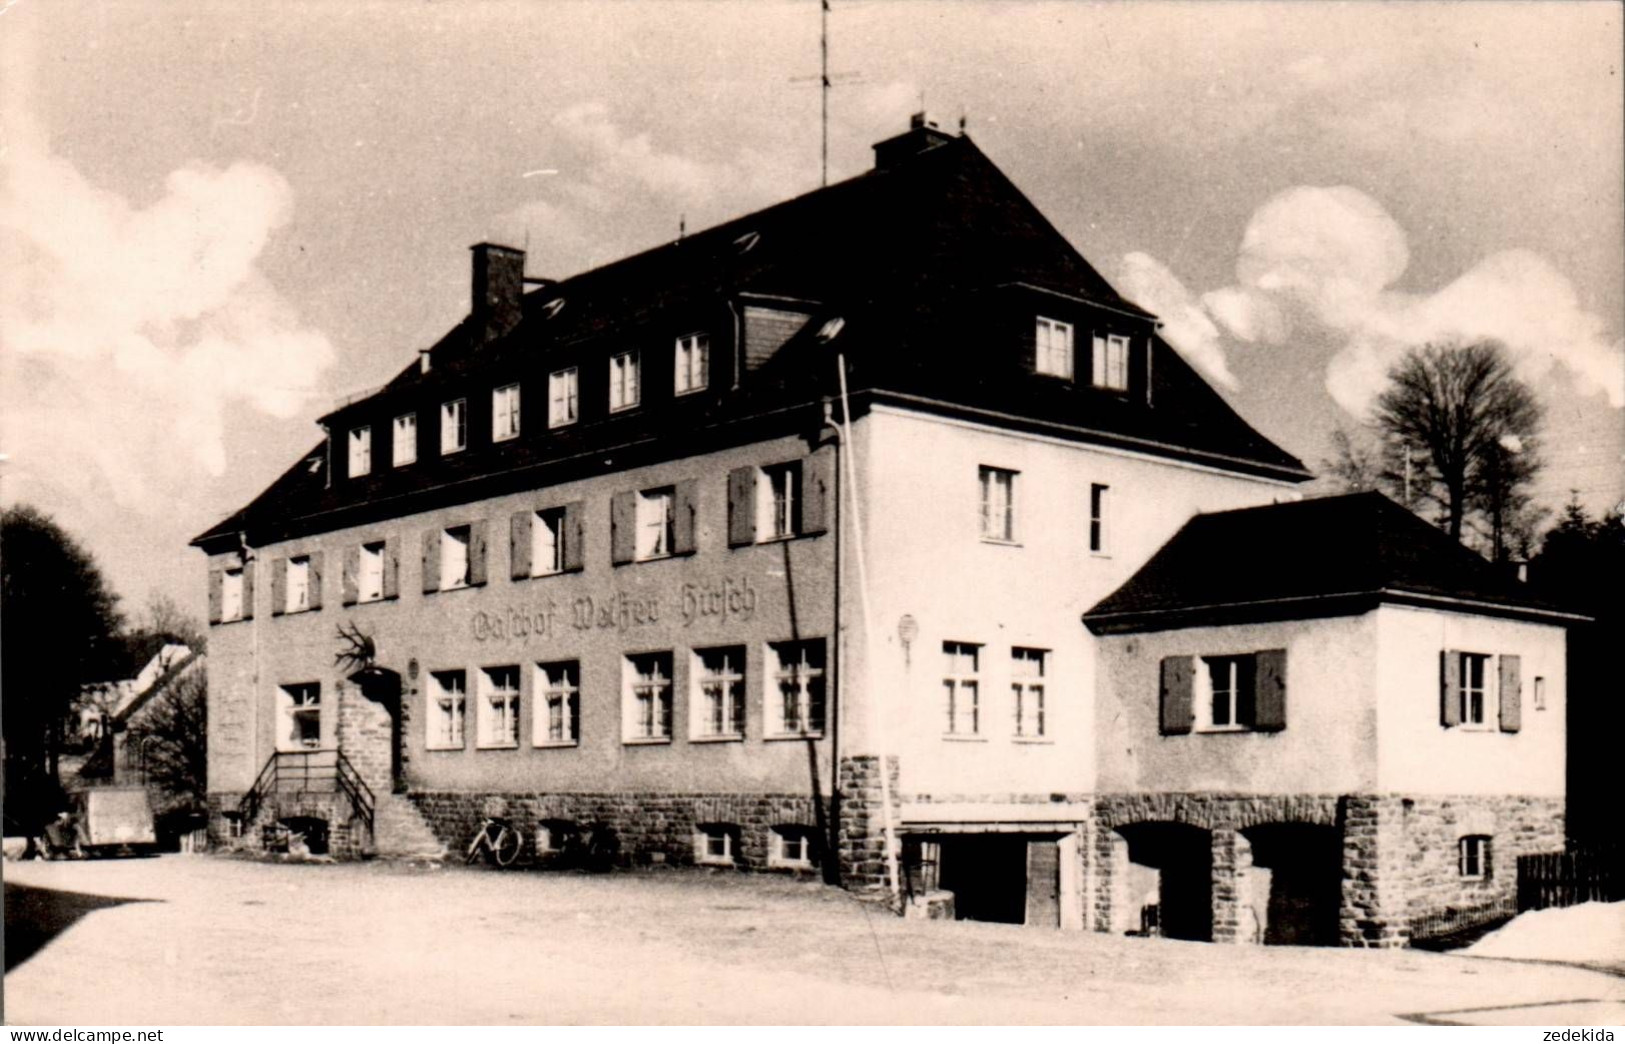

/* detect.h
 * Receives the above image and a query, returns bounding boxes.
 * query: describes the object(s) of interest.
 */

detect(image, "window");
[624,652,673,742]
[440,525,472,590]
[358,541,385,603]
[1534,676,1546,711]
[1035,317,1074,378]
[943,642,981,736]
[548,368,579,428]
[492,383,521,442]
[478,666,520,749]
[757,462,800,541]
[767,640,826,736]
[695,824,737,866]
[535,661,579,746]
[674,333,709,394]
[221,567,245,622]
[427,670,466,750]
[979,466,1017,542]
[1457,652,1491,728]
[636,487,675,561]
[440,399,467,455]
[277,683,321,752]
[531,508,567,577]
[608,351,640,412]
[1090,483,1110,554]
[348,426,371,478]
[692,646,746,740]
[393,414,416,466]
[770,826,817,869]
[1092,332,1130,391]
[1012,648,1048,738]
[1459,835,1491,879]
[285,556,311,613]
[1199,655,1257,731]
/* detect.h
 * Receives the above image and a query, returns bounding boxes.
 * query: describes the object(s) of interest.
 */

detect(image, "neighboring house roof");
[77,649,203,781]
[193,127,1308,551]
[1082,491,1589,634]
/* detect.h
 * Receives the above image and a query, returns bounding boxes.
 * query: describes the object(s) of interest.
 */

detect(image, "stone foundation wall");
[1397,795,1564,940]
[838,755,900,891]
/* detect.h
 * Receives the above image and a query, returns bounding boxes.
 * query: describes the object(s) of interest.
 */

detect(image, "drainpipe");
[820,402,843,886]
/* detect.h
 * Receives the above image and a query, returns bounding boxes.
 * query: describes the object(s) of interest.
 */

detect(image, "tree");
[1321,424,1385,493]
[1370,341,1543,555]
[139,590,207,653]
[128,670,208,817]
[1,505,123,834]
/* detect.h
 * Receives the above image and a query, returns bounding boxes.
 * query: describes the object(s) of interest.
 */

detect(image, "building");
[193,116,1571,944]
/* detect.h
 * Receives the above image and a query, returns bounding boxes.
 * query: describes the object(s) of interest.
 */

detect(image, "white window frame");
[427,670,466,750]
[285,555,312,614]
[221,567,245,622]
[623,652,673,743]
[1090,483,1110,555]
[1459,835,1491,879]
[979,466,1017,543]
[608,351,640,412]
[1035,316,1074,379]
[347,426,371,478]
[392,413,417,467]
[635,487,675,561]
[358,541,385,603]
[1092,332,1130,391]
[1458,652,1493,730]
[492,383,521,442]
[1196,654,1255,732]
[766,639,825,737]
[440,525,471,591]
[757,462,800,542]
[477,665,521,749]
[277,683,322,752]
[691,646,746,741]
[943,641,982,737]
[674,332,709,395]
[531,507,567,577]
[534,660,579,747]
[548,367,579,428]
[695,824,736,866]
[1012,647,1048,739]
[769,826,815,869]
[440,399,467,455]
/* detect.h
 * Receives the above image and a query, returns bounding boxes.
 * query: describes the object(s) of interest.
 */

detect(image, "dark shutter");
[307,551,324,611]
[510,511,532,580]
[207,568,223,624]
[270,556,287,616]
[1159,656,1194,735]
[421,529,440,594]
[1253,649,1287,731]
[241,560,255,620]
[1498,654,1522,733]
[382,538,400,600]
[562,500,585,572]
[727,466,756,547]
[799,452,832,536]
[342,546,360,606]
[610,491,637,565]
[1440,650,1461,727]
[673,479,698,555]
[469,519,489,586]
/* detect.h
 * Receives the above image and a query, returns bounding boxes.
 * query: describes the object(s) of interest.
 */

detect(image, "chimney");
[470,242,525,346]
[872,112,955,171]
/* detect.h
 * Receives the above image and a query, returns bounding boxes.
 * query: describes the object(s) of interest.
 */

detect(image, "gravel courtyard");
[5,854,1621,1025]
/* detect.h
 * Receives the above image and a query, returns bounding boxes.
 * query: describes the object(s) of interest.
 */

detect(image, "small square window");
[549,368,579,428]
[535,660,580,747]
[770,826,818,869]
[1459,835,1491,879]
[441,399,467,455]
[636,488,675,561]
[492,383,521,442]
[393,413,417,467]
[478,665,521,749]
[1092,333,1130,391]
[692,646,746,740]
[609,351,640,412]
[624,652,673,742]
[427,670,466,750]
[348,426,371,478]
[358,541,386,603]
[1035,317,1074,379]
[979,466,1017,543]
[675,333,709,395]
[440,526,471,590]
[695,824,737,866]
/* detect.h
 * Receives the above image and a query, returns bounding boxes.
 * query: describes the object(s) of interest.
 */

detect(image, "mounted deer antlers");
[334,620,378,675]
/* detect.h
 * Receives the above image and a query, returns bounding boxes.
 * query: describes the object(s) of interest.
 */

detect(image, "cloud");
[0,121,335,511]
[1117,252,1238,390]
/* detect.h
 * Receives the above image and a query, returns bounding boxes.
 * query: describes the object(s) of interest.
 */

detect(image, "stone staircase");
[367,793,448,861]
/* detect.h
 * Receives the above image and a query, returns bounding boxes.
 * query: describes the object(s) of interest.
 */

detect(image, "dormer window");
[1035,317,1074,379]
[347,426,371,478]
[674,333,709,395]
[441,399,467,455]
[393,414,416,467]
[1092,333,1130,391]
[492,383,520,442]
[609,351,640,412]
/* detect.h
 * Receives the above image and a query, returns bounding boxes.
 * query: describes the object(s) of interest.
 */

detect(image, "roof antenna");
[790,0,863,188]
[678,215,686,241]
[958,107,967,135]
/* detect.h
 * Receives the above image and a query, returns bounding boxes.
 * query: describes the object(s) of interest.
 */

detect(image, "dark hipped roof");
[1083,492,1586,633]
[195,131,1308,550]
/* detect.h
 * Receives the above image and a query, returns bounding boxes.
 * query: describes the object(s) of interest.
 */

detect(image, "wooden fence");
[1516,847,1625,912]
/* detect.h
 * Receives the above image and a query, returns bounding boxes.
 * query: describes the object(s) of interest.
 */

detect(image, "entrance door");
[936,834,1029,924]
[1025,839,1061,927]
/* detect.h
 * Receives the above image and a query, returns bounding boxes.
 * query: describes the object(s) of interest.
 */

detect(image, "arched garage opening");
[1115,822,1213,942]
[1243,822,1343,946]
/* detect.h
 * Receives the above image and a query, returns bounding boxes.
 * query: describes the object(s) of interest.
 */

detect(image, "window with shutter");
[1253,648,1288,732]
[382,539,400,600]
[799,451,832,536]
[358,542,385,603]
[727,466,757,546]
[342,546,361,606]
[609,491,637,565]
[1498,654,1521,733]
[1159,656,1194,736]
[209,568,225,624]
[672,479,698,555]
[562,501,585,572]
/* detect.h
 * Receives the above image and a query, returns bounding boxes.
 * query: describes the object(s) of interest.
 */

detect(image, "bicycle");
[465,815,524,868]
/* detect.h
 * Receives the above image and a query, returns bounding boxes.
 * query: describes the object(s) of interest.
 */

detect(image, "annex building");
[194,116,1577,947]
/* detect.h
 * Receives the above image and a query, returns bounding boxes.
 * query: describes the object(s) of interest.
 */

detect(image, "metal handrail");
[237,748,376,836]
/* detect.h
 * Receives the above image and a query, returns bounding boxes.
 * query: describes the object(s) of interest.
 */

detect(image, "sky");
[2,0,1621,627]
